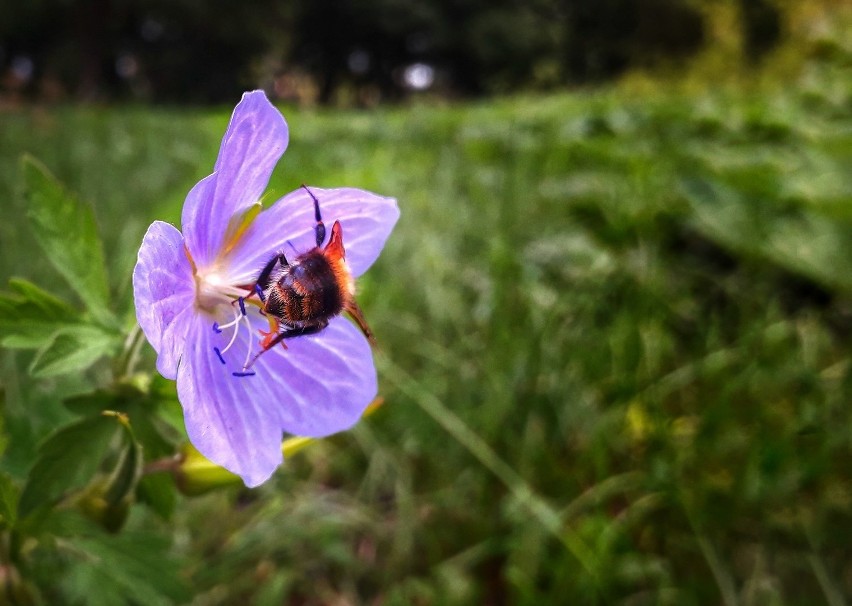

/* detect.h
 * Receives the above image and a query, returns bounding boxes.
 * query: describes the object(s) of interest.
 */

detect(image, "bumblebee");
[248,186,374,361]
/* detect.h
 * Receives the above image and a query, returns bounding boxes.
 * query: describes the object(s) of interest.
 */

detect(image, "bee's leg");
[301,184,326,247]
[258,317,282,351]
[265,320,328,351]
[247,321,329,369]
[248,253,288,302]
[256,253,288,289]
[344,300,376,346]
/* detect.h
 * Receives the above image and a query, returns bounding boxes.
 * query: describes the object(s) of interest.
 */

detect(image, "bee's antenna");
[301,184,326,247]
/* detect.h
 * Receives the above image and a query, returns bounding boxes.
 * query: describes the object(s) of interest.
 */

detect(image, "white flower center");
[194,265,249,313]
[192,263,267,375]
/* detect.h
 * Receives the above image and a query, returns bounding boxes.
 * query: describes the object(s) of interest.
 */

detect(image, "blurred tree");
[562,0,706,81]
[738,0,782,62]
[289,0,440,102]
[0,0,787,103]
[0,0,289,102]
[441,0,565,93]
[117,0,291,102]
[286,0,705,98]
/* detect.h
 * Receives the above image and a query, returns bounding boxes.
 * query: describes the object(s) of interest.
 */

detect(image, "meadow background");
[1,1,851,604]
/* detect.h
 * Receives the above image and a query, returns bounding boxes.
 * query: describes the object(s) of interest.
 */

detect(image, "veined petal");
[252,315,378,438]
[176,309,376,486]
[177,173,218,267]
[225,187,399,283]
[132,221,195,380]
[182,91,289,266]
[177,313,284,487]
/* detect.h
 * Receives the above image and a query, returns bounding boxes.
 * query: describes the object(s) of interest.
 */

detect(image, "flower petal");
[177,310,375,486]
[177,313,284,487]
[224,187,399,283]
[132,221,195,380]
[182,90,289,266]
[251,315,378,438]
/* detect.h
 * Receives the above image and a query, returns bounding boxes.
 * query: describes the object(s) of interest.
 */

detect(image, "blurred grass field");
[1,38,852,605]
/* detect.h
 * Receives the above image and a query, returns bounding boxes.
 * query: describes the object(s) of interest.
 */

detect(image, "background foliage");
[0,1,851,604]
[1,0,782,103]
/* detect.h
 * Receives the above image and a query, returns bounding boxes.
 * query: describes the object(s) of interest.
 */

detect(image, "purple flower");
[132,91,399,487]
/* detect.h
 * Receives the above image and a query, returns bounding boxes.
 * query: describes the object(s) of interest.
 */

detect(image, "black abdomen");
[265,250,344,326]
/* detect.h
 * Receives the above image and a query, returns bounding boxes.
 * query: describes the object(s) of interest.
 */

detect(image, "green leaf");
[8,278,77,315]
[0,472,20,528]
[136,473,176,520]
[102,425,142,507]
[20,155,115,328]
[62,389,180,519]
[683,176,852,294]
[29,325,117,378]
[62,532,189,606]
[18,414,123,519]
[64,384,181,456]
[63,389,124,417]
[0,278,80,349]
[79,440,140,532]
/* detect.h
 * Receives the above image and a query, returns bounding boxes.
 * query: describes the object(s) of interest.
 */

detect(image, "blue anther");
[254,283,266,302]
[238,297,246,316]
[213,347,226,365]
[232,371,256,377]
[212,322,222,334]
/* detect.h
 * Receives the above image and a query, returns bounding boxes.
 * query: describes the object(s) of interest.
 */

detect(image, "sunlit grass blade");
[380,358,604,593]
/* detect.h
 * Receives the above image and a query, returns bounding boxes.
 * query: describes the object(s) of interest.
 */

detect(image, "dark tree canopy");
[0,0,780,103]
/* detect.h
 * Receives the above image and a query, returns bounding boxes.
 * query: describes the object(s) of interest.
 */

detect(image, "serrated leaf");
[64,386,180,456]
[21,155,115,328]
[0,472,20,527]
[0,278,80,350]
[18,414,122,519]
[29,325,117,378]
[62,392,179,519]
[8,278,77,316]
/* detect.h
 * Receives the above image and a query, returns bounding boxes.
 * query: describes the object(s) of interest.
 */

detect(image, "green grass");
[1,56,851,603]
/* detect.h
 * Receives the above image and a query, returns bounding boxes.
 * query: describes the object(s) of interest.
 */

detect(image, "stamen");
[213,347,226,365]
[213,295,265,376]
[216,312,241,332]
[254,283,266,302]
[219,307,243,355]
[217,319,239,331]
[242,320,255,370]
